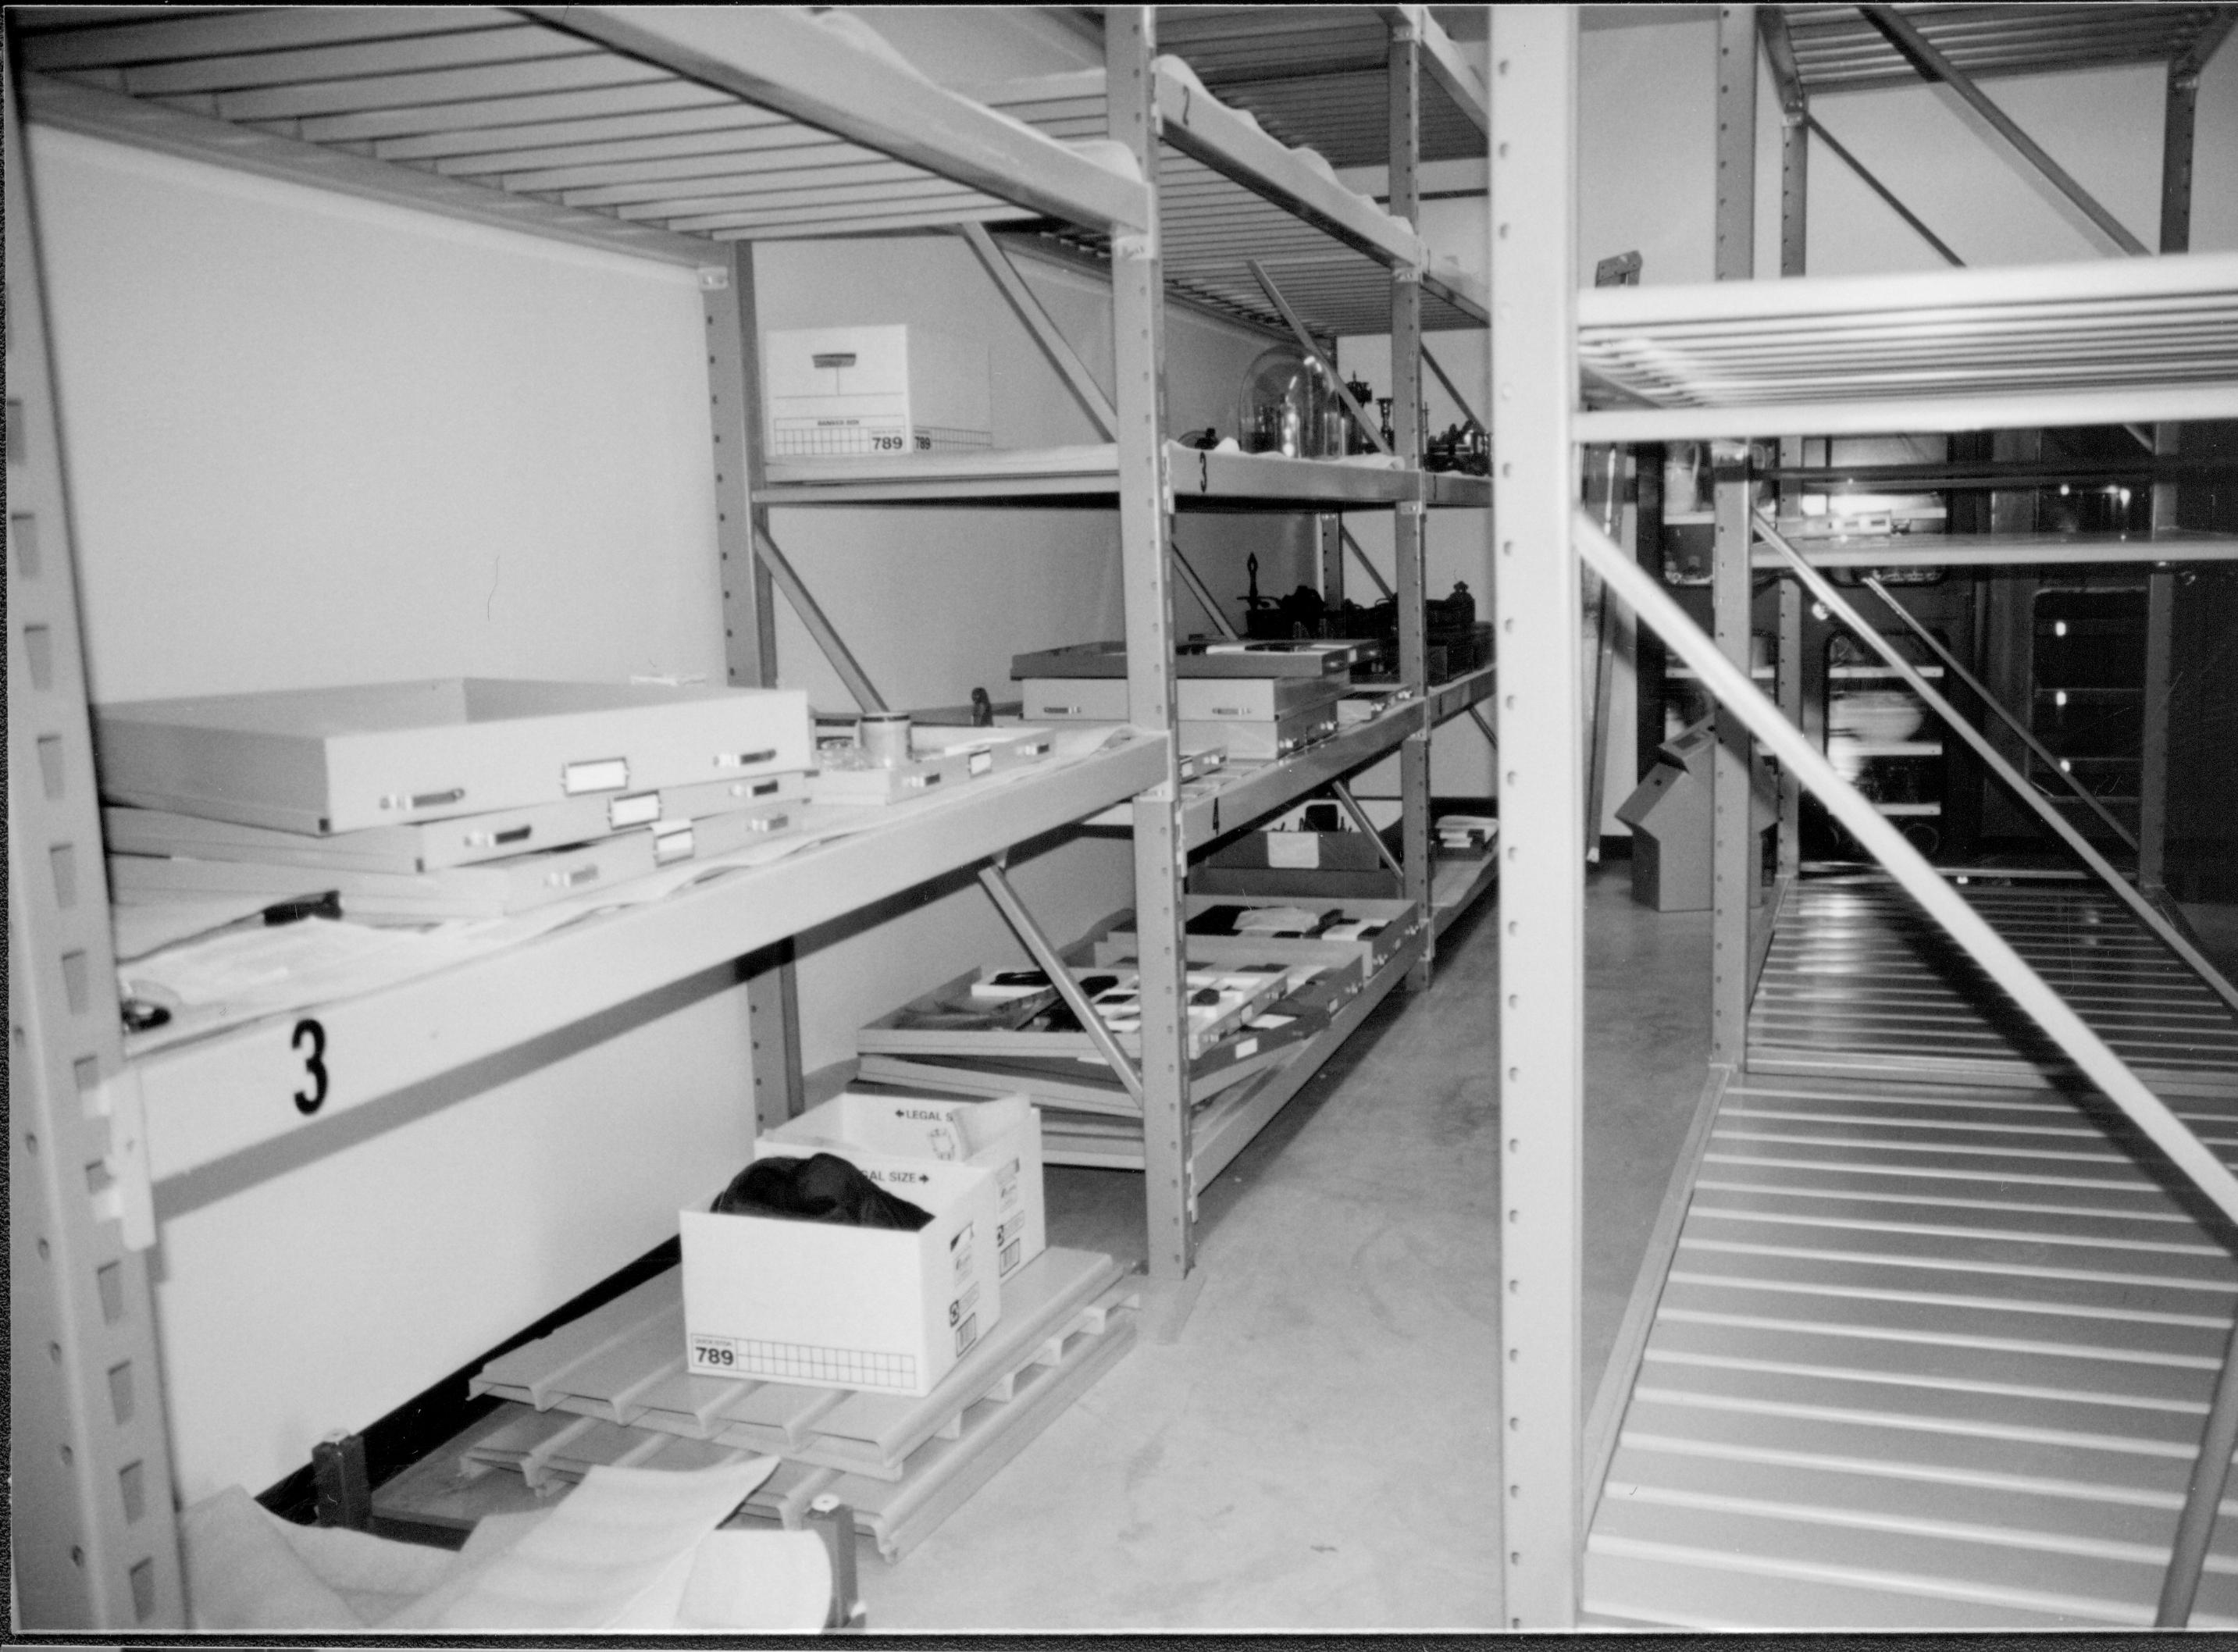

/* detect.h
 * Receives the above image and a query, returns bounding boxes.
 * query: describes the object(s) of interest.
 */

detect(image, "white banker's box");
[681,1147,1001,1397]
[768,1091,1046,1282]
[763,326,991,458]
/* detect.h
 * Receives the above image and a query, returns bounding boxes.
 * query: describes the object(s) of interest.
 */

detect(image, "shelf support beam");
[1107,5,1196,1283]
[975,864,1142,1104]
[1756,514,2238,1016]
[752,525,888,714]
[710,244,804,1129]
[1802,113,1965,268]
[956,223,1117,441]
[1491,5,1583,1628]
[1857,4,2148,257]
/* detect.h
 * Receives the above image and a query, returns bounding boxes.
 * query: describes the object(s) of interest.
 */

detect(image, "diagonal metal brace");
[1580,505,2238,1228]
[1466,703,1499,753]
[754,525,886,713]
[1420,343,1484,432]
[1755,511,2238,1015]
[957,223,1117,440]
[1246,258,1392,456]
[1858,5,2148,257]
[977,863,1143,1103]
[1804,113,1965,268]
[1861,572,2136,851]
[1340,524,1397,599]
[1171,538,1240,639]
[1328,780,1408,880]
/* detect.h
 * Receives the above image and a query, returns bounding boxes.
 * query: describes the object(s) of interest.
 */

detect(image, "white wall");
[28,126,759,1504]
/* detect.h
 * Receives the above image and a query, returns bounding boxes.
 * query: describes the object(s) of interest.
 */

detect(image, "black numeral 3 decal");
[292,1018,329,1115]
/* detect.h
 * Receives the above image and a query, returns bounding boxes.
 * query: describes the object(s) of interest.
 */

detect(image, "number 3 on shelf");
[292,1018,329,1116]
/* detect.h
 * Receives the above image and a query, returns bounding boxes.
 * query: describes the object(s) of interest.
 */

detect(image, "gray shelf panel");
[1431,850,1499,938]
[131,734,1170,1188]
[1181,700,1424,851]
[1427,663,1497,725]
[759,443,1465,511]
[13,6,1152,261]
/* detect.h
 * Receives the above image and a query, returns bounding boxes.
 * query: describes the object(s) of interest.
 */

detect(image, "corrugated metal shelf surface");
[1782,3,2233,94]
[1749,530,2238,571]
[758,441,1477,511]
[976,58,1484,338]
[1584,1071,2238,1630]
[1748,878,2238,1100]
[1575,253,2238,442]
[128,732,1169,1188]
[12,5,1153,262]
[1153,5,1488,169]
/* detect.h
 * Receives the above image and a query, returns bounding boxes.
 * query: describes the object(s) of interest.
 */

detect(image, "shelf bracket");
[1327,781,1407,881]
[975,863,1144,1104]
[1858,5,2148,257]
[751,525,888,714]
[1246,258,1392,456]
[956,223,1117,441]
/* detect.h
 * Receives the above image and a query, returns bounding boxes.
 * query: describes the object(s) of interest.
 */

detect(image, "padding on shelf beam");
[1570,506,2238,1231]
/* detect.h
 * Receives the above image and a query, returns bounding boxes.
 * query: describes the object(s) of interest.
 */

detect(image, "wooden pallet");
[461,1248,1136,1558]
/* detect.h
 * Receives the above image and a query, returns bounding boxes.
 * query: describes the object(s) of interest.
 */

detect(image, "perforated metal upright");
[1490,5,1584,1628]
[1388,12,1434,990]
[1106,7,1196,1283]
[6,44,187,1631]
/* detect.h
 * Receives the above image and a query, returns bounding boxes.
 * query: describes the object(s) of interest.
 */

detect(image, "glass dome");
[1238,347,1344,459]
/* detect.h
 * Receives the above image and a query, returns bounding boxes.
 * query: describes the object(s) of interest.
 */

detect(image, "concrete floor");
[858,863,1712,1632]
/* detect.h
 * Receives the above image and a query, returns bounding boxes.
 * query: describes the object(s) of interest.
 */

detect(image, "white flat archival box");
[94,678,811,834]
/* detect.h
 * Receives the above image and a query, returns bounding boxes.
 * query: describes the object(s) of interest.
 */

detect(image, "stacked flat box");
[1021,673,1342,760]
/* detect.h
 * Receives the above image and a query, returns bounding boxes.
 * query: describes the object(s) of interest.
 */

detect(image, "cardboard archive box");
[762,325,990,458]
[768,1091,1046,1283]
[680,1147,1001,1397]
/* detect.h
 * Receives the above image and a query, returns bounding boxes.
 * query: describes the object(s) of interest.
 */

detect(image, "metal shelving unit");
[5,6,1491,1630]
[1492,3,2238,1630]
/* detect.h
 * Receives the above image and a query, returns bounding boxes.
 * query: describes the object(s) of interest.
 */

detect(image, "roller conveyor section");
[1587,876,2238,1629]
[1752,880,2238,1100]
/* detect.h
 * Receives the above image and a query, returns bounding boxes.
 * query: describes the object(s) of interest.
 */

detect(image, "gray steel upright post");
[1769,6,1805,885]
[1709,4,1758,1067]
[1491,5,1584,1628]
[1107,7,1195,1281]
[709,244,804,1127]
[7,48,187,1628]
[1391,10,1434,988]
[2140,51,2200,892]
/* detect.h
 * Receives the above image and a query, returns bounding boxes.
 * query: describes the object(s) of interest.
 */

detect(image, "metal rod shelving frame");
[1499,2,2238,1627]
[4,5,1492,1629]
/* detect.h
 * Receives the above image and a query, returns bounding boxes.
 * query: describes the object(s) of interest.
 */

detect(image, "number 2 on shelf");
[292,1018,329,1116]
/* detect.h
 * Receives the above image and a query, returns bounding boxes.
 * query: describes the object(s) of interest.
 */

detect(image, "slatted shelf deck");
[1749,879,2238,1098]
[1586,874,2238,1629]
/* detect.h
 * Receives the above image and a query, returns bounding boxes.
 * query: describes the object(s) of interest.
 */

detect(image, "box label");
[689,1334,739,1374]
